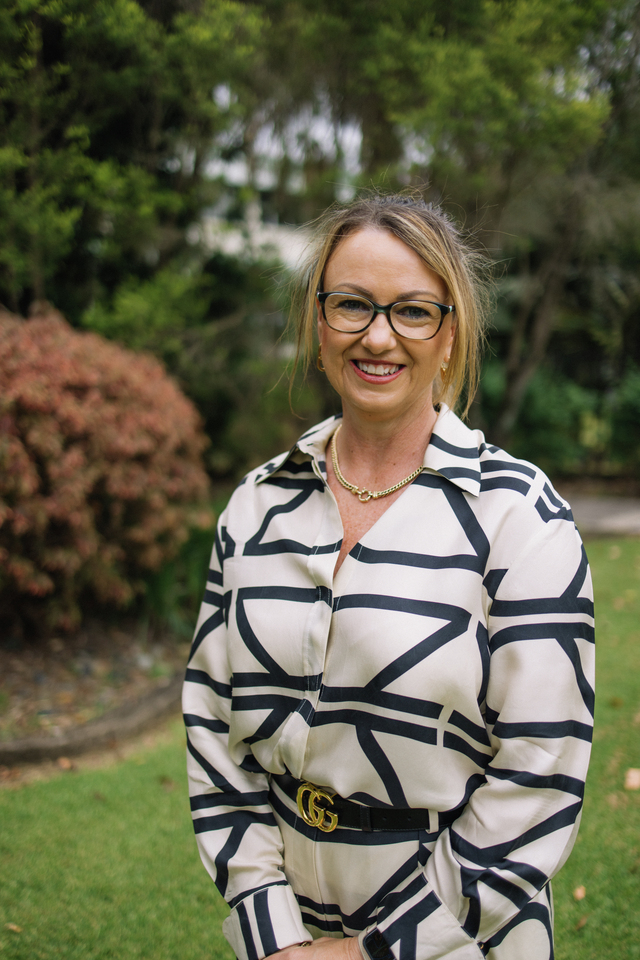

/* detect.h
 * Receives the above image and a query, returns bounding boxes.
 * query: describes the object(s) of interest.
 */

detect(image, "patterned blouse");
[183,406,595,960]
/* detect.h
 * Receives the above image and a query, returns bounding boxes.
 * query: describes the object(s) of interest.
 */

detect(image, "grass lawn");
[1,537,639,959]
[0,723,234,960]
[552,537,640,960]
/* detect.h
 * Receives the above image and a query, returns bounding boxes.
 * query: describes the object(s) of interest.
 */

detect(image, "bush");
[0,305,212,636]
[482,363,601,476]
[79,251,319,481]
[609,366,640,471]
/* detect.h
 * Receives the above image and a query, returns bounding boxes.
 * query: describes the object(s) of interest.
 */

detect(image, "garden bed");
[0,621,188,764]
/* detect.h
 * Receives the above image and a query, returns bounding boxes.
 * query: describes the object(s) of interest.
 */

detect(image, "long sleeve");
[368,511,594,958]
[184,411,595,960]
[183,511,312,960]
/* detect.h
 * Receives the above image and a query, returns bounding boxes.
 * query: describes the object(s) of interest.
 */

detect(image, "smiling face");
[317,227,455,427]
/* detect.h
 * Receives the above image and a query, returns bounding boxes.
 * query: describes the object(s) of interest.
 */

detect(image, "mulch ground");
[0,620,190,749]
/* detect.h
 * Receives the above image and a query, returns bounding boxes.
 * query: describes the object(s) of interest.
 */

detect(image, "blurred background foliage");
[1,0,640,631]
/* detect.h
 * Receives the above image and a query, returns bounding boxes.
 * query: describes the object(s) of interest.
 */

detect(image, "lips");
[351,359,405,383]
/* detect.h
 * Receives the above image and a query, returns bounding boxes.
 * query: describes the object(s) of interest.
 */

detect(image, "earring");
[440,362,448,376]
[317,346,325,372]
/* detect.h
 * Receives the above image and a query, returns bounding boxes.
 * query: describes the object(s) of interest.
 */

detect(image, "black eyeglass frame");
[316,291,455,341]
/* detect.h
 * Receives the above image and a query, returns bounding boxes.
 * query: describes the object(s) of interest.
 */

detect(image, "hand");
[267,935,363,960]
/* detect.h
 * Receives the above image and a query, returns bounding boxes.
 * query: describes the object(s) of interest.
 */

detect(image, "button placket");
[304,459,342,694]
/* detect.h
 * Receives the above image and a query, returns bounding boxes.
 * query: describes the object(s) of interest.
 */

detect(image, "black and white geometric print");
[183,406,595,960]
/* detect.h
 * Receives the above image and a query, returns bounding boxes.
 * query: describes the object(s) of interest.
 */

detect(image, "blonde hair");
[288,193,490,416]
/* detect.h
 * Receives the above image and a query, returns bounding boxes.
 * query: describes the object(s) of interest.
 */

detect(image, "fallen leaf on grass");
[576,915,589,931]
[56,756,75,771]
[573,885,586,901]
[159,775,175,792]
[5,924,22,933]
[92,791,106,802]
[624,768,640,790]
[0,766,21,782]
[606,791,628,809]
[606,748,623,776]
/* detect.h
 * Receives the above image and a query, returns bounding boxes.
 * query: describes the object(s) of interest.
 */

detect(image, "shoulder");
[477,438,571,525]
[431,408,581,581]
[221,415,336,519]
[435,406,571,522]
[242,415,338,487]
[478,439,579,576]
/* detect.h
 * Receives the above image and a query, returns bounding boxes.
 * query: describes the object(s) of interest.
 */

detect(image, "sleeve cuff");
[374,877,484,960]
[222,883,312,960]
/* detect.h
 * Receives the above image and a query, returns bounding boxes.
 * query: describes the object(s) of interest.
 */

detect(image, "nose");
[360,309,396,352]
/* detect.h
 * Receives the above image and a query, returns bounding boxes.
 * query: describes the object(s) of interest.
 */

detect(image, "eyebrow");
[329,282,447,302]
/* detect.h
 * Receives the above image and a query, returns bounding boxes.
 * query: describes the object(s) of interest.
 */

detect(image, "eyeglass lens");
[323,294,443,340]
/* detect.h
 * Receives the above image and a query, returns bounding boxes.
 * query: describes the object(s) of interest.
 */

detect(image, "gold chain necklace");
[330,424,423,503]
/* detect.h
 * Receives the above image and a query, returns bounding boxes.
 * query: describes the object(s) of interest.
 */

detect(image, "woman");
[183,195,594,960]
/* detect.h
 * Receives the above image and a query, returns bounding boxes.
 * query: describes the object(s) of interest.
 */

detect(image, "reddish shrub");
[0,305,212,635]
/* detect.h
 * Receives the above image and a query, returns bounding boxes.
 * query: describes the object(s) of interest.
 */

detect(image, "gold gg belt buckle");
[296,781,338,832]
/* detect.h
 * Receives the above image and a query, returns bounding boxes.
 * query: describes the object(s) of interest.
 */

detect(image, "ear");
[316,295,323,343]
[443,316,456,365]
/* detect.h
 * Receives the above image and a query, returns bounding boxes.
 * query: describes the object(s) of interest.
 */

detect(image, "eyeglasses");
[317,291,455,341]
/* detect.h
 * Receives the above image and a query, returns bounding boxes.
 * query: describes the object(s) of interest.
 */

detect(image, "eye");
[394,301,441,323]
[336,297,370,313]
[325,294,371,315]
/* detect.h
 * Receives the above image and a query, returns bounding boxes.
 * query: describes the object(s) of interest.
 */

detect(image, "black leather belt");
[272,774,463,834]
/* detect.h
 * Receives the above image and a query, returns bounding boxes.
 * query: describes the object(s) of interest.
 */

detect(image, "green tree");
[0,0,262,319]
[4,0,638,478]
[244,0,639,460]
[484,0,640,448]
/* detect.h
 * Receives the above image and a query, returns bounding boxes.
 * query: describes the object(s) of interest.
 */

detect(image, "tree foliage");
[0,306,212,635]
[0,0,262,318]
[1,0,639,479]
[237,0,640,460]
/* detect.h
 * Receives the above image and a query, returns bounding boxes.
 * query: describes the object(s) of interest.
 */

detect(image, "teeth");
[357,362,400,376]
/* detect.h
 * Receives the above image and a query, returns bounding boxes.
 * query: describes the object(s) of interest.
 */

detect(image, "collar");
[255,405,482,498]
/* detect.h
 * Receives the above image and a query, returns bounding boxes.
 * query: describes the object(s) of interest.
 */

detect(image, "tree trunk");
[27,14,45,302]
[359,97,402,178]
[492,197,581,449]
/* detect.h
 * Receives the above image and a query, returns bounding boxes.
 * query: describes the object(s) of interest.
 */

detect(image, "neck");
[334,402,439,484]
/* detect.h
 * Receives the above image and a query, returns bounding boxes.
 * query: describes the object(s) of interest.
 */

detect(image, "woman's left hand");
[266,935,363,959]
